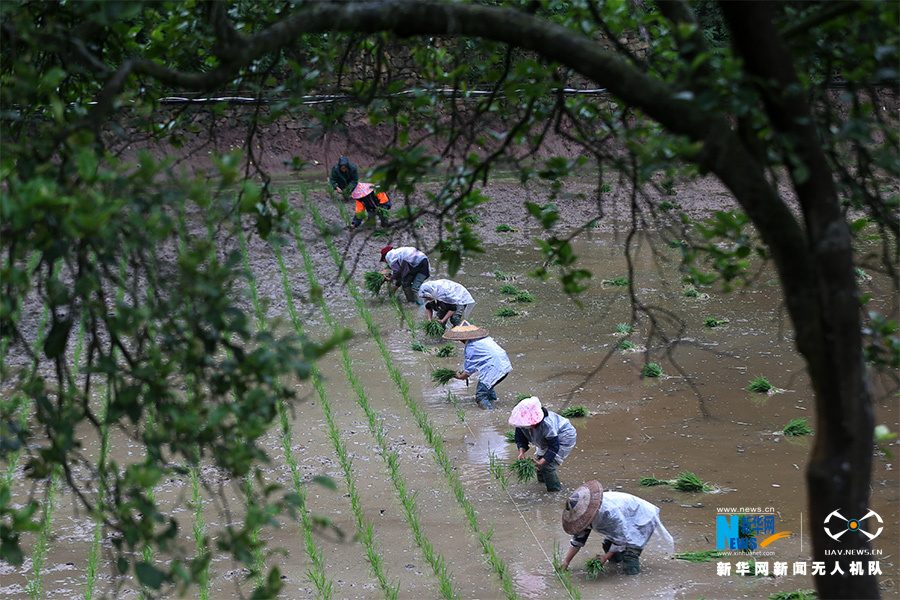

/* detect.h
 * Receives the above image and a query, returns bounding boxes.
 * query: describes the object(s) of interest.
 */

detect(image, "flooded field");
[3,185,897,600]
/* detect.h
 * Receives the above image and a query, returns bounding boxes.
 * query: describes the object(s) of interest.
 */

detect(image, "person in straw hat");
[419,279,476,328]
[560,481,673,575]
[443,321,511,410]
[508,396,577,492]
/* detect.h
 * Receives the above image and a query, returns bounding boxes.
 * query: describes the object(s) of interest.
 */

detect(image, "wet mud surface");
[3,179,897,600]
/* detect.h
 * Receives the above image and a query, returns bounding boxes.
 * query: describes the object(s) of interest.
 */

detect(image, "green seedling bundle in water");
[615,323,633,335]
[500,284,518,295]
[507,458,538,483]
[782,418,813,437]
[769,590,818,600]
[639,477,671,487]
[431,368,457,385]
[503,430,517,443]
[513,291,535,303]
[493,269,513,280]
[559,406,589,418]
[602,277,629,286]
[674,550,724,562]
[495,307,520,318]
[618,339,637,350]
[704,317,725,328]
[641,363,663,378]
[496,224,516,232]
[435,344,455,358]
[747,375,777,393]
[364,271,387,295]
[584,557,605,579]
[420,320,445,337]
[672,471,712,492]
[411,342,427,352]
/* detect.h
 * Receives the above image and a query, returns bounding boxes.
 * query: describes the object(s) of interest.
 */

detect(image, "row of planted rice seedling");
[305,199,524,600]
[288,207,456,599]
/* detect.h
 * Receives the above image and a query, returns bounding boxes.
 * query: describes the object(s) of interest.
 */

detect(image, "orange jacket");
[356,191,391,214]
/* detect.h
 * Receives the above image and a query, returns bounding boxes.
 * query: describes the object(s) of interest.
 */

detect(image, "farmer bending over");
[443,321,511,410]
[380,246,430,304]
[329,156,359,200]
[349,183,391,229]
[509,396,576,492]
[419,279,475,327]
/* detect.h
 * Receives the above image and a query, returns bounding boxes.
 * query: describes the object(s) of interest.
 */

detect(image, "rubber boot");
[544,469,562,492]
[536,470,545,483]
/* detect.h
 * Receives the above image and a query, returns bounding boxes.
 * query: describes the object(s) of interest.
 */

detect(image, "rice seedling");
[503,430,517,443]
[585,557,605,579]
[488,451,509,490]
[436,240,454,252]
[516,393,532,401]
[559,406,589,418]
[411,342,427,352]
[602,277,629,286]
[639,477,671,487]
[746,375,777,393]
[496,224,516,232]
[500,284,519,295]
[507,459,538,484]
[431,368,457,385]
[513,291,535,303]
[618,339,637,350]
[435,344,455,358]
[461,213,480,224]
[704,317,724,328]
[420,320,446,337]
[615,323,633,335]
[372,229,390,238]
[672,471,712,492]
[493,269,511,279]
[683,286,700,297]
[600,183,613,193]
[641,363,663,378]
[769,590,818,600]
[673,550,724,562]
[668,238,688,249]
[495,307,520,317]
[782,418,813,437]
[364,270,388,295]
[855,267,871,281]
[660,178,677,196]
[552,541,581,600]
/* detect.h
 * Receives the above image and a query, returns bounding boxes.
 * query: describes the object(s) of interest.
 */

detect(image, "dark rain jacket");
[330,157,359,193]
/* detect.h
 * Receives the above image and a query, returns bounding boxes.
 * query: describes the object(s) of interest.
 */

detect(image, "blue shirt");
[463,337,512,389]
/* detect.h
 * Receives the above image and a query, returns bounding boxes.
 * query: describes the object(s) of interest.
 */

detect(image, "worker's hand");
[336,187,343,194]
[383,273,391,281]
[454,371,468,380]
[517,449,525,460]
[533,457,546,466]
[557,560,569,572]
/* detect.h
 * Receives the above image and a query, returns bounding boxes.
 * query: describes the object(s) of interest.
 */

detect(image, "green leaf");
[43,318,72,359]
[135,561,165,589]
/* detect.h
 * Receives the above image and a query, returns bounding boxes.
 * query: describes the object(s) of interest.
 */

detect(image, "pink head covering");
[509,396,543,427]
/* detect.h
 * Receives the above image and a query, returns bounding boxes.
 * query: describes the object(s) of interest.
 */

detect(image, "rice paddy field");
[2,181,897,600]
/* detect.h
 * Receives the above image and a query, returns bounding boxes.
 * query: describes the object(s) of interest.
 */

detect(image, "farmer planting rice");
[419,279,476,327]
[380,245,430,304]
[329,155,359,200]
[443,321,511,410]
[349,182,391,229]
[559,480,673,575]
[508,396,577,492]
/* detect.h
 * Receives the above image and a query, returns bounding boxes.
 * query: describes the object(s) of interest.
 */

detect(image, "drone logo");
[824,509,883,542]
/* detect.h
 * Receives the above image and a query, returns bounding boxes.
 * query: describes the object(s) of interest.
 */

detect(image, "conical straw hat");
[562,480,603,534]
[441,320,488,340]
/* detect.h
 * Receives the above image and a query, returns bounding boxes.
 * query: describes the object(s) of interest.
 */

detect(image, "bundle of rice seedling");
[641,363,663,378]
[495,308,520,318]
[673,550,724,563]
[639,477,671,487]
[616,323,633,335]
[364,271,387,295]
[618,339,637,350]
[461,214,480,224]
[435,344,455,358]
[516,393,532,401]
[372,229,389,238]
[585,557,604,579]
[672,471,711,492]
[559,406,589,418]
[782,418,813,437]
[503,430,517,443]
[683,287,700,298]
[411,342,427,352]
[493,269,513,280]
[704,317,724,328]
[746,375,776,393]
[431,368,457,386]
[420,320,445,338]
[513,291,535,303]
[507,459,538,483]
[496,224,516,232]
[602,277,629,286]
[500,284,518,295]
[769,590,818,600]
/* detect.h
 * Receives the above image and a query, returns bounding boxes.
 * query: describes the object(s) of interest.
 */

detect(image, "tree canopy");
[2,1,897,598]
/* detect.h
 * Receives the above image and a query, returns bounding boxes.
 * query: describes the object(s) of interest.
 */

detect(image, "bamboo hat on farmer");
[380,246,393,262]
[509,396,543,427]
[562,480,604,535]
[441,320,488,341]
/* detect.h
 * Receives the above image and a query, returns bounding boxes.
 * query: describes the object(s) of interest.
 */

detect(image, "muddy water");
[3,206,897,600]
